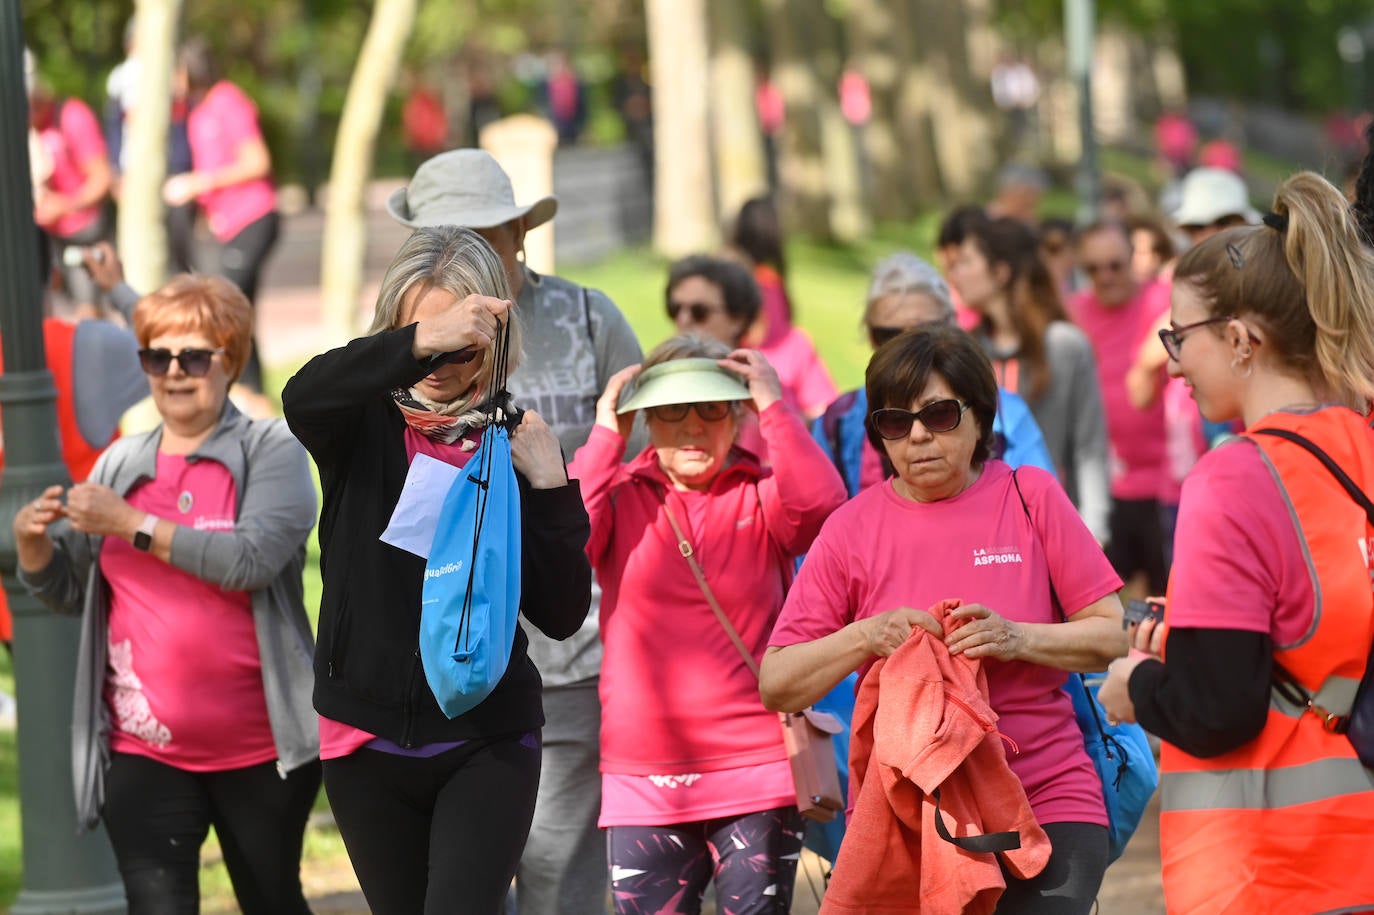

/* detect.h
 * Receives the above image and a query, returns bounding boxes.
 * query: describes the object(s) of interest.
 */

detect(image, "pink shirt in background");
[1163,438,1314,643]
[318,426,481,760]
[770,462,1122,826]
[759,326,838,421]
[1068,281,1170,500]
[101,453,274,771]
[187,81,276,242]
[35,98,106,237]
[1159,376,1205,505]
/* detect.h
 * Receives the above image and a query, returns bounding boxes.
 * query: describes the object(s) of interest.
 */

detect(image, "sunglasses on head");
[871,399,970,439]
[647,401,733,422]
[138,347,224,378]
[667,301,725,324]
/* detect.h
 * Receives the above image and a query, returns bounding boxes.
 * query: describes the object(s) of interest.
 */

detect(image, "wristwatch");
[133,513,158,552]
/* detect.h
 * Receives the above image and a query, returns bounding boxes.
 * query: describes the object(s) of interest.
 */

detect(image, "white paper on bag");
[379,453,462,558]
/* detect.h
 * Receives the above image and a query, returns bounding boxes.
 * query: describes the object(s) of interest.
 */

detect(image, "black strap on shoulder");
[1010,470,1113,742]
[1252,427,1374,714]
[1252,427,1374,524]
[580,286,594,345]
[931,788,1022,853]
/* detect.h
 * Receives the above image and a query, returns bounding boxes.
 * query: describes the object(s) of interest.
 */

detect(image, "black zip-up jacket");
[282,324,592,746]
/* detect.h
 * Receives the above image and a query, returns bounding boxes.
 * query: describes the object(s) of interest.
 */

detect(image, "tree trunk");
[846,0,914,222]
[911,0,996,199]
[708,0,767,228]
[762,0,832,238]
[119,0,183,294]
[646,0,718,255]
[320,0,418,344]
[807,2,869,241]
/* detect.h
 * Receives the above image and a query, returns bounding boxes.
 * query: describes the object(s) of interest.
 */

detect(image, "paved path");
[250,188,1166,914]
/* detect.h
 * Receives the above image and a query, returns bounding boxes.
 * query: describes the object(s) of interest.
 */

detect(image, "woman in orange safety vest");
[1098,170,1374,914]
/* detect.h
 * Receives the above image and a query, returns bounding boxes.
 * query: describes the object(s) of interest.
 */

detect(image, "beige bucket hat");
[386,149,558,230]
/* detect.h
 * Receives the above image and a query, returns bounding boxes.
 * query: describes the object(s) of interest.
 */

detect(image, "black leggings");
[101,752,321,915]
[606,806,806,915]
[216,209,280,392]
[322,733,542,915]
[995,821,1109,914]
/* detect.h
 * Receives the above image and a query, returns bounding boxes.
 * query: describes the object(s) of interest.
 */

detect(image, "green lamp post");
[0,4,127,912]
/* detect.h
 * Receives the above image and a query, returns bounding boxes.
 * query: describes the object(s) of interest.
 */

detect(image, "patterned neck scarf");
[392,386,490,446]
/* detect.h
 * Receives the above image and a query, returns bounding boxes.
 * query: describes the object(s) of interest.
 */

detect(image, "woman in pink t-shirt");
[762,324,1126,913]
[164,38,279,392]
[569,335,846,914]
[14,275,319,914]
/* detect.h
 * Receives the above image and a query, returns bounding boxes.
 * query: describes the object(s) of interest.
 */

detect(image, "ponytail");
[1276,173,1374,407]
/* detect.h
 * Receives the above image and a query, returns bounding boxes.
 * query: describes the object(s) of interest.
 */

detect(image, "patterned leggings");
[606,806,805,915]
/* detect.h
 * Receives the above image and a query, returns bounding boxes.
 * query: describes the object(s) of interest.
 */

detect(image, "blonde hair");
[133,274,253,383]
[1174,172,1374,408]
[370,226,523,411]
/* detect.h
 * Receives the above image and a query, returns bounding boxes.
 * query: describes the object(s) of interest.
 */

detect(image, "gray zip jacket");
[18,402,319,831]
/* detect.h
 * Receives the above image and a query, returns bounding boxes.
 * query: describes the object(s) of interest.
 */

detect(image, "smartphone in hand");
[1123,598,1164,630]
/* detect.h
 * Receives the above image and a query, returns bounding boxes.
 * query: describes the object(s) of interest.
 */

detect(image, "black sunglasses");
[667,301,725,324]
[868,325,906,348]
[1157,315,1262,360]
[138,347,224,378]
[871,399,970,440]
[1083,259,1127,277]
[647,401,733,422]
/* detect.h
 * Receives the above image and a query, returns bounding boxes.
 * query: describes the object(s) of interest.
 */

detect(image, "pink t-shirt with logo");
[770,461,1122,826]
[35,98,107,238]
[1068,281,1171,500]
[101,453,275,770]
[1164,438,1314,643]
[318,426,480,760]
[187,81,276,242]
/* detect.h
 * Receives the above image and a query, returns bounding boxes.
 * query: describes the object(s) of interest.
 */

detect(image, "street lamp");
[1065,0,1099,224]
[0,3,126,912]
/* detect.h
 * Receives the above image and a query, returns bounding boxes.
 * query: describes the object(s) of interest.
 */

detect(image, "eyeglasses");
[647,401,733,423]
[667,301,726,324]
[1083,260,1127,277]
[1158,316,1263,360]
[868,326,906,348]
[138,347,224,377]
[871,399,970,440]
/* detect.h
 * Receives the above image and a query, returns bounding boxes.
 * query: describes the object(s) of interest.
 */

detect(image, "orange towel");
[821,599,1050,914]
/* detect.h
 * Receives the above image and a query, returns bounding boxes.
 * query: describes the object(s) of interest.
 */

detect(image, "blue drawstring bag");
[419,322,523,719]
[419,420,523,718]
[1074,671,1158,863]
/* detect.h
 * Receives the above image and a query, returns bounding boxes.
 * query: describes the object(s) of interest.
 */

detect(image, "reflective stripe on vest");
[1161,754,1374,812]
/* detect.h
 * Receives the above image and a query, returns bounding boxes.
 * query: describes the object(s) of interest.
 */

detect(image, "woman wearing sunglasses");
[1097,172,1374,914]
[763,323,1126,913]
[666,253,837,423]
[282,226,591,915]
[568,336,845,914]
[13,274,321,914]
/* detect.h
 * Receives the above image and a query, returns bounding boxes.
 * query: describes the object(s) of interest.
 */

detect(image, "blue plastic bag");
[1074,672,1158,863]
[419,423,523,719]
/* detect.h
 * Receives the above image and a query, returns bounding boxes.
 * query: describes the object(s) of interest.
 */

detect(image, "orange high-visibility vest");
[1158,407,1374,915]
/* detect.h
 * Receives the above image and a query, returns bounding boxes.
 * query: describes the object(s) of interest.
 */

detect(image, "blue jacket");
[802,385,1054,862]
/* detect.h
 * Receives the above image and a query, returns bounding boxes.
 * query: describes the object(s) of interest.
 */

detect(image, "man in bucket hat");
[390,149,643,914]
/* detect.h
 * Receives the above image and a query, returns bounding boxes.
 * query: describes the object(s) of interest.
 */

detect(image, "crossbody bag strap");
[1010,470,1111,738]
[661,498,762,681]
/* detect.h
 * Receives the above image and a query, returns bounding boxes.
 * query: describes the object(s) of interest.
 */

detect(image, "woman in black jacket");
[282,226,591,915]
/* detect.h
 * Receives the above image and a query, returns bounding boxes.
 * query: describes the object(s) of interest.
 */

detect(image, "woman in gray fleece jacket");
[13,275,319,915]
